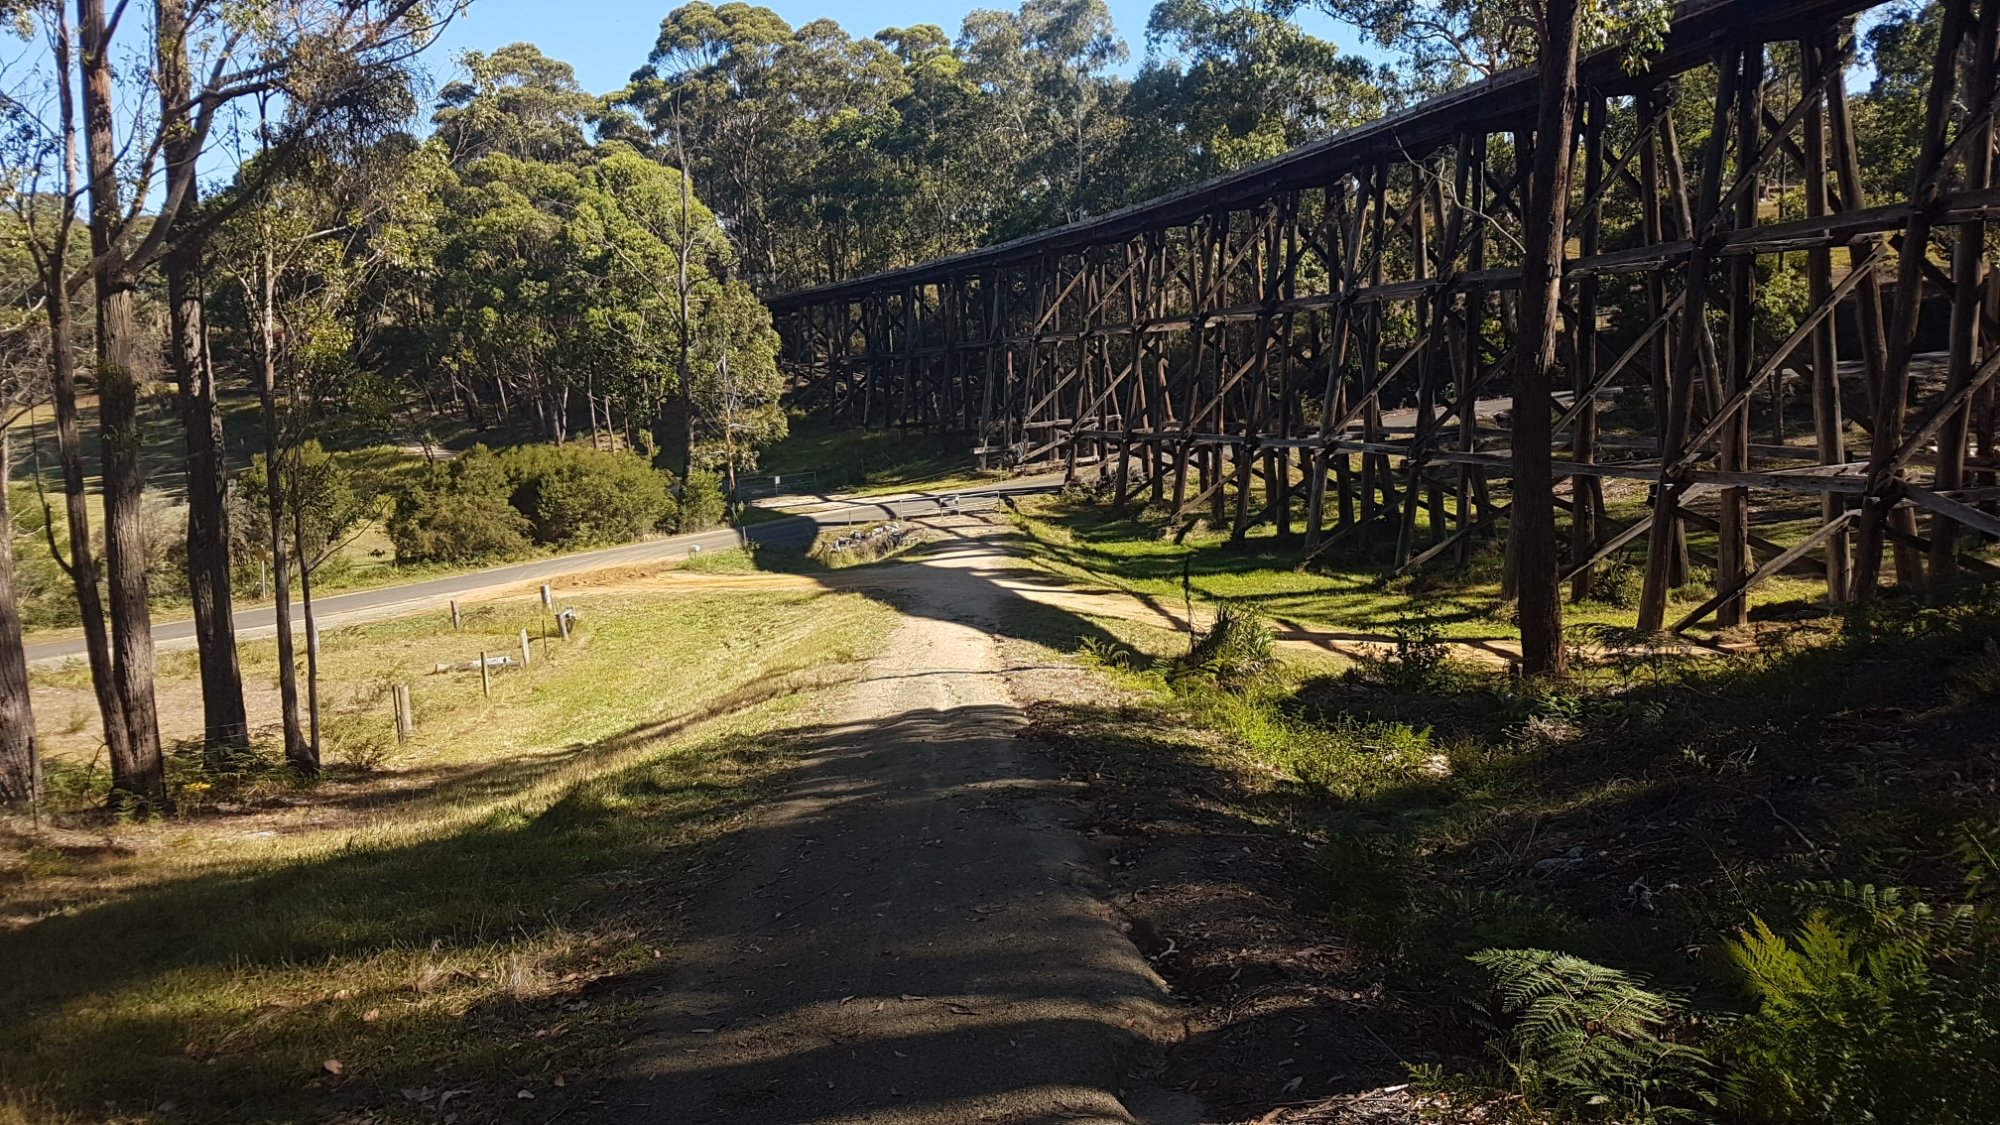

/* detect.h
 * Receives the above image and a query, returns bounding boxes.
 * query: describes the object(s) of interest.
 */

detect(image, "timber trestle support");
[772,0,2000,629]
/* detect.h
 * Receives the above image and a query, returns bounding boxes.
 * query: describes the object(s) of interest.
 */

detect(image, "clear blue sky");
[423,0,1371,96]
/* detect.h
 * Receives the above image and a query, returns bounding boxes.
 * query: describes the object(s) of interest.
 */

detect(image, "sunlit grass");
[753,410,1005,496]
[1006,493,1836,643]
[1,585,899,1122]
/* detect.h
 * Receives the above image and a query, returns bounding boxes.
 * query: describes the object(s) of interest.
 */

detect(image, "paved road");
[23,479,1060,664]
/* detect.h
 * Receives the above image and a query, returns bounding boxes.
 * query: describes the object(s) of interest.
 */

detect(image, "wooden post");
[1932,0,2000,574]
[1805,34,1853,602]
[1641,50,1742,631]
[392,685,413,741]
[450,599,460,631]
[1571,95,1607,601]
[520,628,532,667]
[1716,44,1764,627]
[480,651,491,698]
[1855,0,1975,597]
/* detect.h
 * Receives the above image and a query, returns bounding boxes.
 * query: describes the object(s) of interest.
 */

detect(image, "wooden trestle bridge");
[770,0,2000,632]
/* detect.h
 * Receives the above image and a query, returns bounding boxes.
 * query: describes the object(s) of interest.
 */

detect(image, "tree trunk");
[40,248,129,777]
[671,134,697,481]
[79,0,164,802]
[1511,0,1581,677]
[0,426,40,805]
[294,493,323,765]
[257,240,308,770]
[159,0,247,753]
[655,392,694,480]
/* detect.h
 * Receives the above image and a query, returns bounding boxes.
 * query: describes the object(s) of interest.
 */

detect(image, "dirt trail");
[598,519,1195,1125]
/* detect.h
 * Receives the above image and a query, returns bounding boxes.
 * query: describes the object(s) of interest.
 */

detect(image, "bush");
[1172,604,1273,689]
[675,467,726,533]
[5,483,77,629]
[234,441,373,572]
[1722,883,1999,1123]
[388,446,531,564]
[498,444,673,547]
[1473,948,1715,1122]
[1583,556,1645,610]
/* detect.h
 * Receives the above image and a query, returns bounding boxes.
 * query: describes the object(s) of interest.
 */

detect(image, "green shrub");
[387,446,531,564]
[1173,604,1273,689]
[6,487,77,629]
[234,441,373,570]
[1583,556,1645,609]
[499,444,672,547]
[1722,883,1999,1123]
[1282,717,1442,798]
[7,483,46,537]
[1473,948,1715,1122]
[1346,616,1466,692]
[676,468,726,533]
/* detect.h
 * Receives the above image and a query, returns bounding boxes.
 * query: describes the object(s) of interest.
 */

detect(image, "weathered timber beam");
[1673,512,1857,631]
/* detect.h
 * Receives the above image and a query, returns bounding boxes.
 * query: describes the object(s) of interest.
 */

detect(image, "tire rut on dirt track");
[595,519,1186,1125]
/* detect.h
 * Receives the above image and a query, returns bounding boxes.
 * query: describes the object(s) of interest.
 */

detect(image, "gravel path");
[597,519,1188,1125]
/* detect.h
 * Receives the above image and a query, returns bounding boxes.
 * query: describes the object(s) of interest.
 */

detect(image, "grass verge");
[1004,547,2000,1122]
[2,585,897,1123]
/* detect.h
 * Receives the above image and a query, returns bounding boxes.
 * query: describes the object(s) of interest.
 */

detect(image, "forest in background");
[0,0,1956,804]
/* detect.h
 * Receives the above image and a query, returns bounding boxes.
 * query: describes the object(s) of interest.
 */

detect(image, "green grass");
[2,585,898,1122]
[753,410,1005,497]
[1007,493,1833,645]
[675,544,768,573]
[1015,567,2000,1121]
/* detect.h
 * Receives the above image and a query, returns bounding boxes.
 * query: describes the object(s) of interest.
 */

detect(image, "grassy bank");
[2,584,897,1122]
[1006,492,1842,646]
[1001,501,2000,1122]
[753,411,1002,497]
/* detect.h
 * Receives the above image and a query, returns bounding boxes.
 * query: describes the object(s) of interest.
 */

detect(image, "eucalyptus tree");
[1513,0,1584,677]
[434,42,600,166]
[0,0,458,803]
[1119,0,1384,197]
[1278,0,1670,94]
[625,1,796,286]
[209,130,433,774]
[0,399,36,804]
[1018,0,1128,223]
